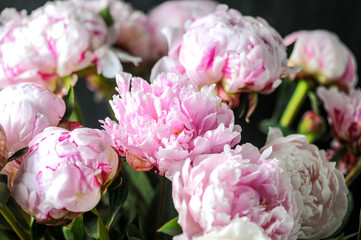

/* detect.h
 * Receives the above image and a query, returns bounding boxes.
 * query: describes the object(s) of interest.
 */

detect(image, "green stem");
[345,156,361,186]
[279,79,313,128]
[0,205,29,240]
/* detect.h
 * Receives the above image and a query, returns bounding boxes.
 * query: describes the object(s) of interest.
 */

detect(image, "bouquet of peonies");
[0,0,359,239]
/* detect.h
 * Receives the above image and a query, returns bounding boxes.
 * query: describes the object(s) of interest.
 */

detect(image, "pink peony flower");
[172,144,301,240]
[261,128,349,239]
[159,5,287,95]
[102,72,241,179]
[285,30,358,90]
[30,1,107,76]
[0,82,65,154]
[71,0,158,63]
[0,124,9,171]
[0,8,58,90]
[11,127,119,225]
[318,86,361,156]
[0,1,116,93]
[186,217,271,240]
[148,0,218,56]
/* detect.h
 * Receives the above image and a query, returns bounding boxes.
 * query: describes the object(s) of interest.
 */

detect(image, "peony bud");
[298,111,326,143]
[0,82,65,154]
[318,87,361,156]
[285,30,358,90]
[148,0,218,56]
[11,127,120,225]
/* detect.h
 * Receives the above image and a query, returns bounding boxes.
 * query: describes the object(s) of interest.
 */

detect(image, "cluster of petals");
[318,86,361,156]
[285,30,358,90]
[102,72,241,178]
[11,127,119,225]
[71,0,158,64]
[154,5,287,96]
[148,0,218,56]
[0,124,9,171]
[172,144,300,240]
[0,1,112,92]
[190,217,271,240]
[0,82,65,154]
[261,128,348,239]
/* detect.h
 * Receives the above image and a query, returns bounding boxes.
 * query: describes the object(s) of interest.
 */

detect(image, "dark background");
[1,0,361,237]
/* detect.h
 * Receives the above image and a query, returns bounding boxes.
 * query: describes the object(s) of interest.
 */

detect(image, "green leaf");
[99,6,114,27]
[286,41,296,58]
[0,182,10,208]
[62,217,84,240]
[157,217,182,236]
[8,147,29,162]
[96,210,109,240]
[123,162,154,206]
[61,86,75,122]
[107,172,128,228]
[83,211,99,239]
[127,222,143,240]
[84,208,110,240]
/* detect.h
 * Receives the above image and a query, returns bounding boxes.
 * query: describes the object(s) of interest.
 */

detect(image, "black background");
[1,0,361,237]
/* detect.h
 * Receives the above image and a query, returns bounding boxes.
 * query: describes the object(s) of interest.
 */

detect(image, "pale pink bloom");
[102,72,241,179]
[30,1,107,76]
[71,0,158,63]
[318,86,361,155]
[261,128,349,240]
[0,9,58,90]
[177,217,270,240]
[0,82,65,154]
[0,2,116,92]
[0,124,9,171]
[172,144,301,240]
[148,0,218,56]
[11,127,119,225]
[159,5,287,95]
[285,30,358,90]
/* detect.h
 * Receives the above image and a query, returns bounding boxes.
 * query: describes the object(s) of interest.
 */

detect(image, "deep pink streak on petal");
[84,19,100,26]
[37,71,57,81]
[96,163,112,184]
[47,38,57,58]
[36,171,42,182]
[93,30,103,37]
[0,26,17,44]
[86,144,100,153]
[199,47,216,70]
[78,50,87,64]
[222,54,233,80]
[58,134,70,142]
[73,163,93,190]
[29,143,40,153]
[49,17,65,25]
[45,166,57,171]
